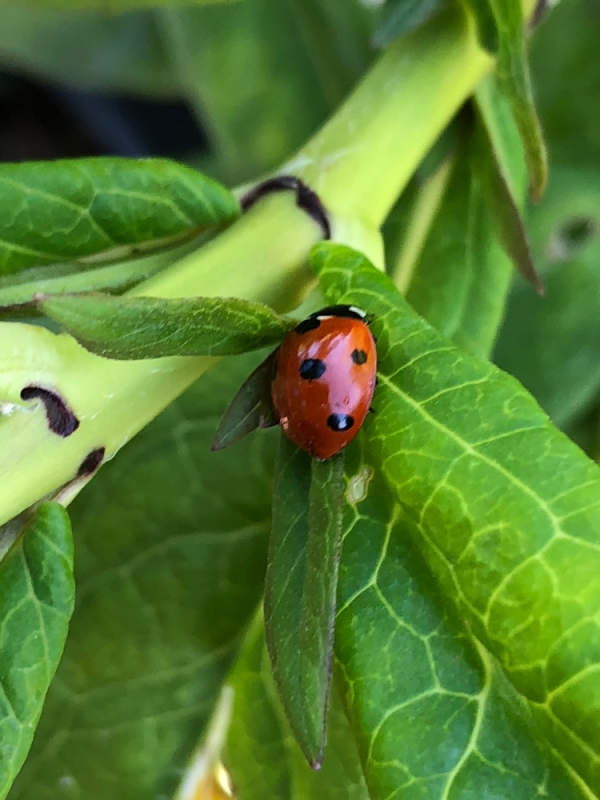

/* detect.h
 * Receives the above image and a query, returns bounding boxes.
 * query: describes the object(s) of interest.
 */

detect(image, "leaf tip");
[521,263,544,296]
[310,751,324,771]
[209,437,226,453]
[527,144,549,204]
[529,180,546,205]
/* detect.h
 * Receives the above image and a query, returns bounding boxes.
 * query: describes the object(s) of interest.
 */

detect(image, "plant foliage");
[0,0,598,797]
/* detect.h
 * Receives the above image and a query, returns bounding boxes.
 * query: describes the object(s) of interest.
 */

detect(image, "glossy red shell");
[271,313,377,459]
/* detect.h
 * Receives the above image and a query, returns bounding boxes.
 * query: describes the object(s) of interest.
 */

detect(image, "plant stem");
[392,155,455,293]
[288,6,491,227]
[0,6,493,527]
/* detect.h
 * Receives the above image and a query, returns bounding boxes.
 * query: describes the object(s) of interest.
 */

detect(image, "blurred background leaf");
[531,0,600,167]
[8,353,276,800]
[494,166,600,428]
[0,8,179,98]
[390,133,513,358]
[160,0,374,182]
[493,0,600,438]
[0,1,374,172]
[0,0,239,9]
[373,0,449,47]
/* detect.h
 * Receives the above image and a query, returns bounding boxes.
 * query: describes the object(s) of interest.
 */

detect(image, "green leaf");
[211,351,279,452]
[494,166,600,427]
[373,0,449,47]
[302,452,345,766]
[403,141,512,357]
[312,242,600,795]
[471,0,548,199]
[0,158,239,277]
[0,502,74,799]
[9,353,276,800]
[0,8,180,98]
[39,293,293,359]
[336,439,591,800]
[476,73,526,202]
[475,75,542,293]
[264,435,345,767]
[160,2,331,181]
[0,240,197,310]
[226,613,369,800]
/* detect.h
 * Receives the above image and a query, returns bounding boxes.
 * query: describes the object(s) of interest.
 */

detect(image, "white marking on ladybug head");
[349,306,367,318]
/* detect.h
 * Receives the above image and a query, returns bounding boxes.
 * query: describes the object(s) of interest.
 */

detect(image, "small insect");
[271,304,377,460]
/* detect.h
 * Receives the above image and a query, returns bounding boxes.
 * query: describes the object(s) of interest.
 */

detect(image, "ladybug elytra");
[271,305,377,460]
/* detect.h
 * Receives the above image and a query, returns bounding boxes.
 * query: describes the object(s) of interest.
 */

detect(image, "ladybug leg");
[240,175,330,240]
[368,407,376,414]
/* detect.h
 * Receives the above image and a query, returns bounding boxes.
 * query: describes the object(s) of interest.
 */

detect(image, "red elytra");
[270,305,377,460]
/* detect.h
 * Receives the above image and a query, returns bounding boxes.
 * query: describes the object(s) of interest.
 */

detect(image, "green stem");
[392,155,455,293]
[0,6,492,528]
[289,6,491,227]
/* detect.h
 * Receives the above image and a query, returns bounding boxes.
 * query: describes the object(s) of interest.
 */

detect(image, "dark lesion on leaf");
[241,175,331,239]
[76,447,105,478]
[20,386,80,437]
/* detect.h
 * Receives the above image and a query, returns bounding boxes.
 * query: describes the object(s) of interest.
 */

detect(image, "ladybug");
[271,304,377,460]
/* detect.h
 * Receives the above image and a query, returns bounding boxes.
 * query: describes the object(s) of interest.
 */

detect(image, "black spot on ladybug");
[295,316,321,334]
[327,413,354,432]
[20,386,79,437]
[299,358,326,380]
[351,348,368,365]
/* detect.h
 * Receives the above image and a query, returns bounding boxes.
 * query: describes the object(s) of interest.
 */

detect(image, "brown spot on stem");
[20,386,79,437]
[241,175,331,239]
[77,447,105,478]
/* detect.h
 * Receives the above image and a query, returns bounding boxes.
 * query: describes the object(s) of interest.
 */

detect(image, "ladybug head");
[295,304,367,334]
